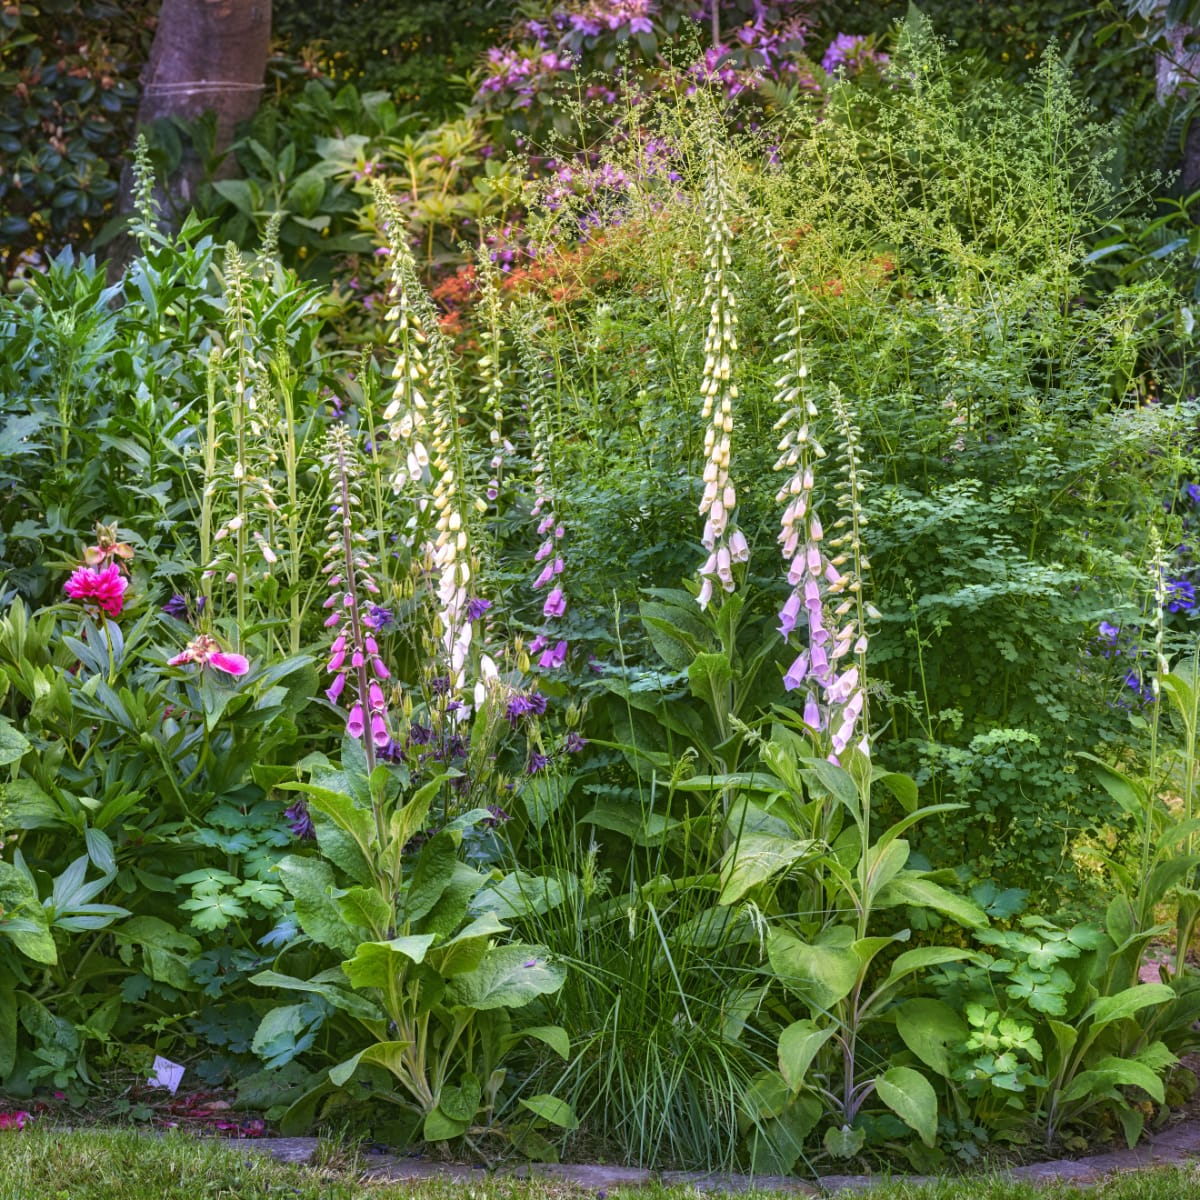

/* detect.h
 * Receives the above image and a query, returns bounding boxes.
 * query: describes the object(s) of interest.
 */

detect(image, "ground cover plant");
[3,6,1200,1183]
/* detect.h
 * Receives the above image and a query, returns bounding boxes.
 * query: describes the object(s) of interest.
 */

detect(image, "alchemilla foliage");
[2,8,1200,1177]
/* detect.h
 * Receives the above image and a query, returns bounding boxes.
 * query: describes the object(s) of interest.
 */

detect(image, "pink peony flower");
[167,633,249,676]
[63,563,127,617]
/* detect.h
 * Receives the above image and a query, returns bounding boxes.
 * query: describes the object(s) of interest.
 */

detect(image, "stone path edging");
[245,1119,1200,1194]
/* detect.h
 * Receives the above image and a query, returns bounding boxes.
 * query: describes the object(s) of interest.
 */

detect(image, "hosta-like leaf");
[443,945,565,1010]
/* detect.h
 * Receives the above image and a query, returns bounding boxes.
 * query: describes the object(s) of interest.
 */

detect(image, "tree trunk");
[138,0,271,202]
[109,0,270,272]
[1157,22,1200,198]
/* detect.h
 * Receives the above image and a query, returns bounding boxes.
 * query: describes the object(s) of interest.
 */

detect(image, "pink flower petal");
[210,652,250,676]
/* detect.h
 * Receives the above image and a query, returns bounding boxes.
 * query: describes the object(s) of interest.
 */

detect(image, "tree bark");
[139,0,271,204]
[1156,22,1200,198]
[108,0,270,272]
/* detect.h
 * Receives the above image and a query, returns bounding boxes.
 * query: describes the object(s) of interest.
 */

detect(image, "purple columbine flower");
[528,751,552,774]
[564,731,588,754]
[483,805,510,829]
[365,604,395,630]
[466,596,492,622]
[284,800,315,840]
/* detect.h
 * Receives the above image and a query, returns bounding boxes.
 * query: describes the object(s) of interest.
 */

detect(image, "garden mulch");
[241,1119,1200,1195]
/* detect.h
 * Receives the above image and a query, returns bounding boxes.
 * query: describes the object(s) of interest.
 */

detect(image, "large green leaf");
[342,934,436,989]
[0,718,30,767]
[1084,983,1175,1032]
[0,861,54,964]
[777,1019,834,1092]
[519,1094,579,1129]
[875,1066,938,1147]
[767,928,859,1009]
[1061,1056,1167,1105]
[427,913,508,978]
[895,999,966,1077]
[112,916,200,988]
[328,1040,412,1088]
[443,945,565,1010]
[687,651,734,719]
[874,874,987,928]
[249,969,383,1021]
[401,832,456,923]
[718,833,817,904]
[275,855,356,956]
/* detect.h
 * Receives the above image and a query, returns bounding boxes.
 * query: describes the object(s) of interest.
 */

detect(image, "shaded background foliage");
[0,0,1174,280]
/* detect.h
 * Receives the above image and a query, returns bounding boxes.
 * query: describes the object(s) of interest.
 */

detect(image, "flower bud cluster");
[374,182,433,504]
[520,324,569,670]
[321,424,390,768]
[696,147,747,609]
[477,252,512,505]
[772,255,876,762]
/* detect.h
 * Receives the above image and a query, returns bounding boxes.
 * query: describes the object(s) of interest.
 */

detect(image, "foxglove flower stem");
[696,141,745,609]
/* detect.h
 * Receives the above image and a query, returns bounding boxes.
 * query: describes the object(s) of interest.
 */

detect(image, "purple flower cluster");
[820,32,888,76]
[477,44,574,106]
[321,428,391,756]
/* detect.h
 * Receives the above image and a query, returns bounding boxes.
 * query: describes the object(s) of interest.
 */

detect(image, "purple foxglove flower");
[698,578,714,610]
[783,652,809,691]
[804,578,822,612]
[803,692,822,730]
[811,644,830,683]
[533,560,554,589]
[347,703,365,738]
[729,529,750,563]
[779,593,802,637]
[371,713,389,748]
[806,543,822,577]
[535,539,554,562]
[543,587,567,617]
[826,666,859,705]
[325,673,346,704]
[373,658,390,679]
[539,640,568,669]
[529,634,549,655]
[369,681,385,711]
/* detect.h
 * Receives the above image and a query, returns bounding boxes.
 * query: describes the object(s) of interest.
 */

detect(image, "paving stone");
[247,1119,1200,1194]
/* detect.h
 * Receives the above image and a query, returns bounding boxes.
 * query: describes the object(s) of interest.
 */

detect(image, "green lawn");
[2,1130,1200,1200]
